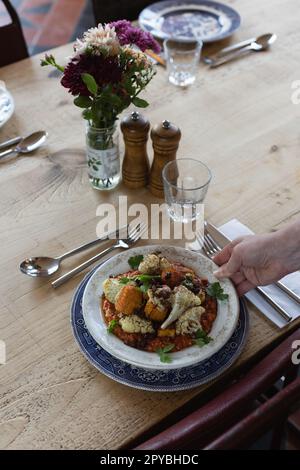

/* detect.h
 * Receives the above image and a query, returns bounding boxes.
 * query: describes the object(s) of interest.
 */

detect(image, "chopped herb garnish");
[181,275,201,294]
[137,274,161,283]
[107,319,118,333]
[206,282,229,301]
[119,277,132,285]
[156,344,175,363]
[181,277,194,291]
[194,329,213,347]
[136,275,161,293]
[119,274,161,293]
[128,255,144,270]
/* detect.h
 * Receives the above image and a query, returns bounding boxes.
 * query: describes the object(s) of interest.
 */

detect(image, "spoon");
[19,225,129,277]
[0,130,47,160]
[209,33,277,68]
[204,33,276,63]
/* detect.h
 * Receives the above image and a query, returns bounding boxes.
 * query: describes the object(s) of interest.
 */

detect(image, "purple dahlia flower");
[61,53,123,96]
[109,20,161,53]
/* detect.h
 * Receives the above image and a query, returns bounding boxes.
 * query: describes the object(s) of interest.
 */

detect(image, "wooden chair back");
[1,0,28,67]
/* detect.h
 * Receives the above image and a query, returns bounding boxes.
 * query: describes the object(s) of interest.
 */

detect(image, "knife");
[206,221,300,307]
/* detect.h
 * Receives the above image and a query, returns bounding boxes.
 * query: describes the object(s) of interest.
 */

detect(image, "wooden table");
[1,0,300,450]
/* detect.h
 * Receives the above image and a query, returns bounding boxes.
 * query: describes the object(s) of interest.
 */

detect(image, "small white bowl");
[0,83,14,128]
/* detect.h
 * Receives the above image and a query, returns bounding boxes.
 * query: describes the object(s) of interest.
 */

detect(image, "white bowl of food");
[82,245,239,370]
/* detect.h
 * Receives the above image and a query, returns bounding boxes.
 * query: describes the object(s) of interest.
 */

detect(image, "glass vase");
[85,124,121,190]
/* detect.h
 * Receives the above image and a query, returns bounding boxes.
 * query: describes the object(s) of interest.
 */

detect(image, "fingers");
[236,279,255,296]
[214,246,242,279]
[212,237,246,267]
[230,272,245,285]
[212,243,234,266]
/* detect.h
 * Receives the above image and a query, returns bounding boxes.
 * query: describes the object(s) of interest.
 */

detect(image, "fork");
[196,229,293,323]
[51,223,147,288]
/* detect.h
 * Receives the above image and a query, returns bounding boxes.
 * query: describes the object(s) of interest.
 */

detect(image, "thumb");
[214,248,242,279]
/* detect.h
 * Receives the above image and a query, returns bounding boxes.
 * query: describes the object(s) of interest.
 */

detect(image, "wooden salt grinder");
[121,111,150,188]
[149,120,181,198]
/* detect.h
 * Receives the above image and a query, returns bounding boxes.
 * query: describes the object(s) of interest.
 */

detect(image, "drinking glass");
[164,38,203,87]
[162,158,212,223]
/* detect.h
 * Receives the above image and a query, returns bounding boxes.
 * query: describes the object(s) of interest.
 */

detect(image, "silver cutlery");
[196,225,292,323]
[205,221,300,306]
[203,33,273,64]
[208,33,277,68]
[51,222,147,288]
[0,135,22,150]
[20,224,129,278]
[203,37,255,64]
[0,130,47,160]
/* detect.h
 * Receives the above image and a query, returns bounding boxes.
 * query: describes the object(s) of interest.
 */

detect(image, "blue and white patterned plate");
[71,265,249,392]
[139,0,241,43]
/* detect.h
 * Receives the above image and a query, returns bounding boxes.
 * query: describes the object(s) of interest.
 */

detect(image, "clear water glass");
[163,158,212,223]
[164,38,203,87]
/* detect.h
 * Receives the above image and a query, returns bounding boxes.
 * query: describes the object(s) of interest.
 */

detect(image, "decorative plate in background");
[139,0,241,43]
[71,263,249,392]
[0,81,14,128]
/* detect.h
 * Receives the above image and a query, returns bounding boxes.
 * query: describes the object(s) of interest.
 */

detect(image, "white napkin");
[218,219,300,328]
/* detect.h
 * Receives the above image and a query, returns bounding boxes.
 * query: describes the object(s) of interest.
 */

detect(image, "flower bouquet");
[41,21,160,190]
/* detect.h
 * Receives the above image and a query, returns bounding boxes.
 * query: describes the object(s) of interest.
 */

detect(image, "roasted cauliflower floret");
[198,288,206,304]
[115,285,143,315]
[138,254,160,275]
[144,300,167,322]
[159,257,172,271]
[119,315,154,334]
[161,285,201,329]
[175,306,205,336]
[102,278,124,304]
[147,286,172,311]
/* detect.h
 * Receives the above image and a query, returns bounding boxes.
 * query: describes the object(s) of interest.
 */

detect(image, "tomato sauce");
[101,287,217,353]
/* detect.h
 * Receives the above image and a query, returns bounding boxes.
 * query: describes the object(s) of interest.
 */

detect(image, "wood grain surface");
[0,0,300,449]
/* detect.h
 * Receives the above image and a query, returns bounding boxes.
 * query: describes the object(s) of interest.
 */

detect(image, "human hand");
[212,225,300,295]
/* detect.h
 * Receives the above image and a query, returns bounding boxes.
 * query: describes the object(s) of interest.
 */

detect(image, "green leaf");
[181,276,195,292]
[119,277,131,285]
[82,109,93,121]
[118,273,161,293]
[139,284,149,294]
[107,319,118,333]
[135,274,162,294]
[128,255,144,270]
[156,344,175,363]
[81,73,98,96]
[206,282,229,301]
[132,97,149,108]
[194,329,213,347]
[136,274,161,282]
[74,95,93,108]
[162,344,175,353]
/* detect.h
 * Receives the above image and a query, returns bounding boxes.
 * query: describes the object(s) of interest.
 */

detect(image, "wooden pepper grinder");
[121,111,150,188]
[149,120,181,198]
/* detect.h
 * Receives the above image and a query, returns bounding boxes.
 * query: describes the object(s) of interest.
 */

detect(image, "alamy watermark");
[292,340,300,365]
[95,196,205,247]
[291,80,300,104]
[0,340,6,365]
